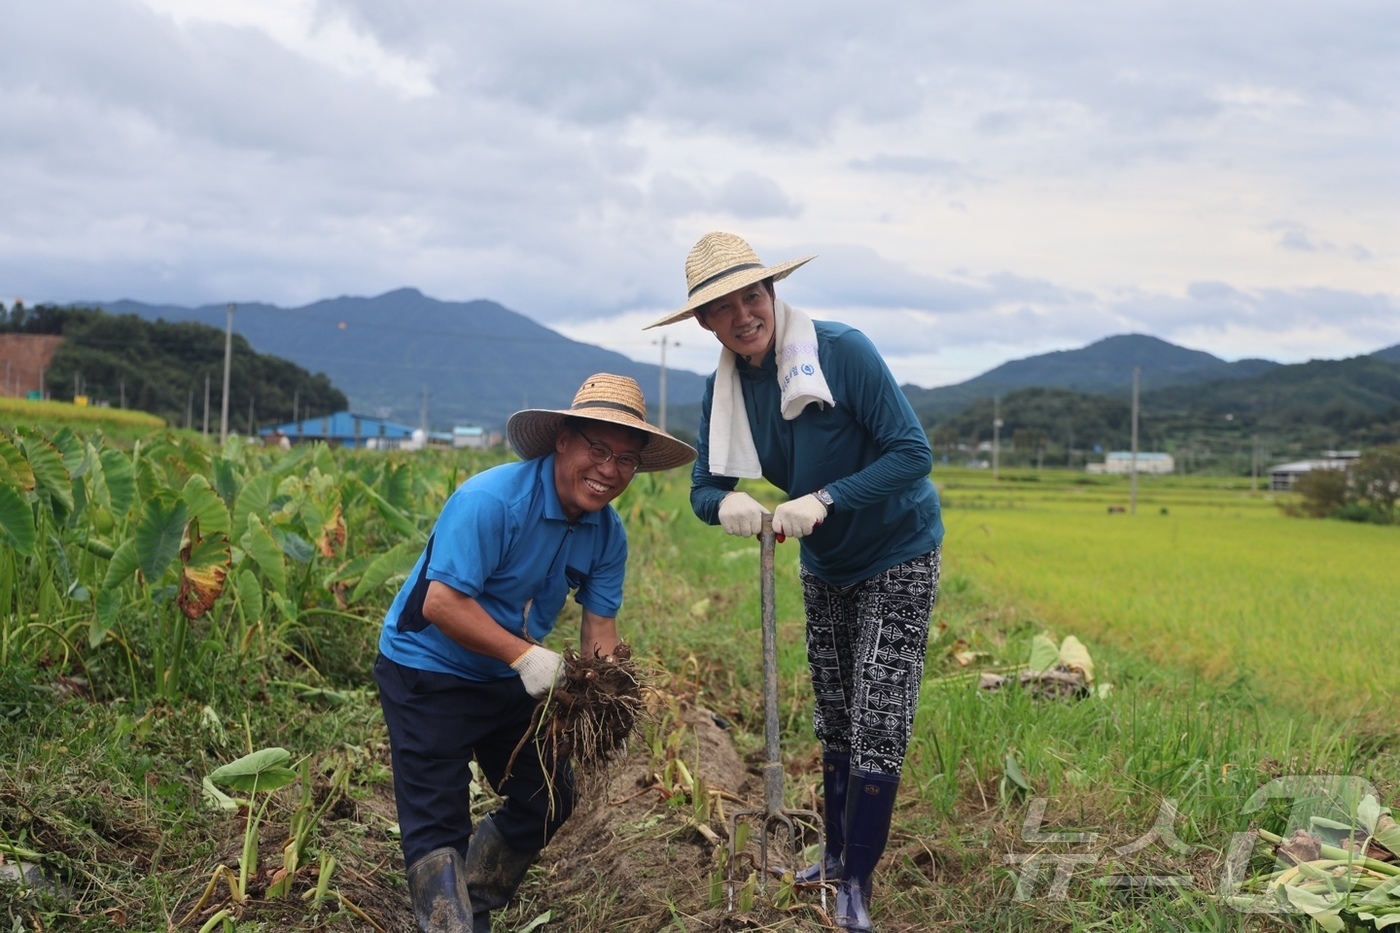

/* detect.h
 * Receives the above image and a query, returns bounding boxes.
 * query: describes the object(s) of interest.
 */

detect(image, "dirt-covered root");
[509,642,646,777]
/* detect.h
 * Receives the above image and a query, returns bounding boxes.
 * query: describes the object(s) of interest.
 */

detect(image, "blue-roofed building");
[259,411,423,450]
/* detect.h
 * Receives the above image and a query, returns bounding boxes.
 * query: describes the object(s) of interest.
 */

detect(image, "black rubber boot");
[464,816,539,933]
[794,751,850,883]
[406,846,475,933]
[835,769,900,932]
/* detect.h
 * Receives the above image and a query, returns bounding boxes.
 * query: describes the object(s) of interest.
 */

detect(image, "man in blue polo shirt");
[374,374,695,933]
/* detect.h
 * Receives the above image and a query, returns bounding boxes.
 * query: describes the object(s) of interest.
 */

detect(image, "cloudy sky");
[3,0,1396,387]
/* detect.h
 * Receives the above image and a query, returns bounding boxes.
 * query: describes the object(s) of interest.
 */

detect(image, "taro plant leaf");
[358,479,421,539]
[232,472,276,546]
[178,523,231,620]
[235,568,264,626]
[1358,795,1390,835]
[0,483,36,556]
[182,474,231,539]
[384,462,413,513]
[1374,815,1400,858]
[273,528,315,564]
[19,431,74,519]
[98,447,136,517]
[209,747,298,794]
[0,433,35,491]
[212,457,238,506]
[102,539,141,590]
[1283,885,1346,933]
[1057,636,1095,683]
[1027,634,1060,673]
[317,503,346,558]
[201,776,241,812]
[351,540,422,603]
[271,591,299,624]
[135,493,189,582]
[92,589,121,647]
[243,513,286,594]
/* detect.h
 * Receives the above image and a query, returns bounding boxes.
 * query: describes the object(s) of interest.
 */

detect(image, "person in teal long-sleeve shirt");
[647,231,944,933]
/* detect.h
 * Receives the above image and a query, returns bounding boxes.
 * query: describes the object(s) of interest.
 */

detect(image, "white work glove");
[773,494,828,540]
[717,491,769,538]
[510,645,565,698]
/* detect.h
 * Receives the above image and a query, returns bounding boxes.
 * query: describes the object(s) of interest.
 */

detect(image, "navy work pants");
[374,653,576,868]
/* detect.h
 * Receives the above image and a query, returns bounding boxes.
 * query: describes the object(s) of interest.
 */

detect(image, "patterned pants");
[801,548,940,777]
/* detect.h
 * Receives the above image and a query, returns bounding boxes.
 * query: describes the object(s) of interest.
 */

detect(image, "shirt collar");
[536,453,602,526]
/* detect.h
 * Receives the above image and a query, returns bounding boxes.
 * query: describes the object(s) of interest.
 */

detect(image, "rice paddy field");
[936,468,1397,725]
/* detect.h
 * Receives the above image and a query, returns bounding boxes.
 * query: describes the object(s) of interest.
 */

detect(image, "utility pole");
[220,303,235,444]
[1130,365,1140,515]
[203,373,210,437]
[186,385,194,429]
[992,396,1002,480]
[653,334,677,431]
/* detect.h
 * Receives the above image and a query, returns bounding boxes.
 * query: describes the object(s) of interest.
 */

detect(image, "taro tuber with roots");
[507,642,644,778]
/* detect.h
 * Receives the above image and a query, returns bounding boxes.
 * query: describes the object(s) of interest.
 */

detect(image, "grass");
[2,446,1395,932]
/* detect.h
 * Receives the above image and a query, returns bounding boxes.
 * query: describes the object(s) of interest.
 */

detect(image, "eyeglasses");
[575,428,642,476]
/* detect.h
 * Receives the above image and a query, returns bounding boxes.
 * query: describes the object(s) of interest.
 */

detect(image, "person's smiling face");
[697,279,776,362]
[553,422,644,521]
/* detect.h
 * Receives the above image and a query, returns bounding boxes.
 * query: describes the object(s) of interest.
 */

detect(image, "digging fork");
[726,515,826,914]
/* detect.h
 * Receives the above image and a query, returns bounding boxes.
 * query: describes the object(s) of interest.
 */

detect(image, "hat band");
[573,399,645,421]
[687,262,764,298]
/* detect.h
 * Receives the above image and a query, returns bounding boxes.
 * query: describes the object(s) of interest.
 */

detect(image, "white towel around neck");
[708,298,835,478]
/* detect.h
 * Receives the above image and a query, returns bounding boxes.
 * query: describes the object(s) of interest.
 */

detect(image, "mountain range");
[98,289,708,432]
[97,291,1399,442]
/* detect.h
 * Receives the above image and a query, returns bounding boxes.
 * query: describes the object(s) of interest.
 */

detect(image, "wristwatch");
[813,487,835,513]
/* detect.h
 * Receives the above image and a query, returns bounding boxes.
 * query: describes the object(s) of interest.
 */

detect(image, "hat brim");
[506,408,697,472]
[644,255,815,330]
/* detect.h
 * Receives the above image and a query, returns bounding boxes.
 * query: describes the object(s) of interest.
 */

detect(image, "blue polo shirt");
[377,454,629,681]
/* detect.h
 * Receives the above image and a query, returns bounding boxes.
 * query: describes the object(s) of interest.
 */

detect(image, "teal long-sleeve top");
[690,319,944,587]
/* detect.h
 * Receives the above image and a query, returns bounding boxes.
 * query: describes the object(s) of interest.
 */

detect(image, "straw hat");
[506,373,697,472]
[644,231,815,329]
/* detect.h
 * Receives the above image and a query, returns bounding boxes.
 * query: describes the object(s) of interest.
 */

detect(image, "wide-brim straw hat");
[506,373,697,472]
[644,231,815,329]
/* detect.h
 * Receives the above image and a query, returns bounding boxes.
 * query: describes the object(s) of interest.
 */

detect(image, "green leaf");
[232,472,275,544]
[102,539,141,590]
[19,432,74,520]
[1358,794,1388,834]
[208,747,299,794]
[92,588,121,647]
[1027,633,1059,673]
[274,529,315,564]
[0,433,35,492]
[1002,752,1031,801]
[359,480,421,539]
[183,474,231,539]
[201,776,241,812]
[384,462,413,513]
[0,483,36,556]
[235,569,264,626]
[1283,885,1345,932]
[516,912,553,933]
[212,457,238,506]
[135,493,189,582]
[243,513,286,593]
[350,540,422,603]
[98,448,135,517]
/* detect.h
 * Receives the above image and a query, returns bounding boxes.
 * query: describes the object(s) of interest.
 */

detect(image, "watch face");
[816,489,833,508]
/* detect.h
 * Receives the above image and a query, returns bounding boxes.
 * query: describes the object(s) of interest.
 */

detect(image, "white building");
[1087,451,1175,475]
[1268,451,1360,491]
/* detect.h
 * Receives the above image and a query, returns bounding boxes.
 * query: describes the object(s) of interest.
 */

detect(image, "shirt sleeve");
[422,486,510,598]
[689,374,737,524]
[573,514,628,618]
[823,329,933,510]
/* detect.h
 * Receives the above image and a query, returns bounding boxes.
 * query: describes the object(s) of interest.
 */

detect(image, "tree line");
[1,302,347,430]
